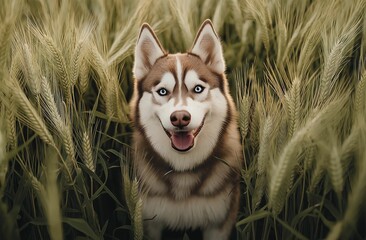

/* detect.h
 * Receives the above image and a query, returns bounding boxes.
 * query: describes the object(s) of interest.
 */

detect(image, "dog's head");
[132,20,230,171]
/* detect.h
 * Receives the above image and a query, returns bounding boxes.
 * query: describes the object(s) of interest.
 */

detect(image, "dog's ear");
[133,23,165,80]
[190,19,225,74]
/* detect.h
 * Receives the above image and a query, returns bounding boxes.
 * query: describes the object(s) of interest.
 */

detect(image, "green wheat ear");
[123,166,143,240]
[354,71,366,118]
[239,95,250,139]
[133,192,143,240]
[82,131,95,173]
[32,28,71,103]
[286,77,300,138]
[9,80,55,147]
[40,76,75,182]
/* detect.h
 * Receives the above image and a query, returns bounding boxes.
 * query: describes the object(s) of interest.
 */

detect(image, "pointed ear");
[190,20,225,74]
[133,23,165,80]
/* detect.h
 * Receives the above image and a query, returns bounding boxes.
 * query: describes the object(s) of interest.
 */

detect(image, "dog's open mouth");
[164,120,205,152]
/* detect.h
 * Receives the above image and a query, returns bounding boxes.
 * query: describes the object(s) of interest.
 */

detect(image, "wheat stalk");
[70,40,85,86]
[245,0,272,52]
[43,147,63,240]
[309,157,326,192]
[26,148,63,240]
[269,130,303,214]
[70,25,93,86]
[257,116,273,175]
[354,70,366,118]
[304,145,315,171]
[44,36,70,99]
[5,93,17,150]
[105,78,117,118]
[40,76,75,181]
[61,125,76,181]
[0,20,14,69]
[22,44,41,96]
[131,178,139,210]
[314,127,345,196]
[249,104,261,150]
[41,77,64,129]
[82,131,95,173]
[130,178,142,240]
[89,43,109,85]
[9,50,21,81]
[319,38,346,103]
[281,26,301,63]
[287,77,300,138]
[5,52,22,150]
[297,31,319,74]
[230,0,244,36]
[10,81,55,147]
[320,18,359,104]
[169,0,195,48]
[276,18,287,64]
[327,142,343,196]
[239,95,250,139]
[340,122,361,176]
[45,36,71,102]
[122,163,143,240]
[79,61,90,95]
[107,0,152,57]
[133,197,143,240]
[89,44,129,121]
[32,28,71,103]
[295,10,323,74]
[28,172,46,197]
[212,0,227,34]
[252,173,266,210]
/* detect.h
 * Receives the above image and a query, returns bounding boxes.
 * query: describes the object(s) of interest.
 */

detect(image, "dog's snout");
[170,110,191,128]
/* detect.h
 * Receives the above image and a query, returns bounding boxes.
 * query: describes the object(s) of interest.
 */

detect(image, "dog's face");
[132,20,229,171]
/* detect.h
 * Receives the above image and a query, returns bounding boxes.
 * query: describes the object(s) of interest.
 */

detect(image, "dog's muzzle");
[164,118,205,152]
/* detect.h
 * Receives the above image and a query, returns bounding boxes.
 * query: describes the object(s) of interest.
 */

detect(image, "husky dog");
[130,20,242,240]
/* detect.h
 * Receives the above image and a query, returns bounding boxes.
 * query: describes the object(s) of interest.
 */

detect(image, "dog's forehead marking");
[140,54,223,105]
[176,56,183,105]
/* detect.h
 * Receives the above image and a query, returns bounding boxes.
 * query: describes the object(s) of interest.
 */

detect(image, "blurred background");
[0,0,365,239]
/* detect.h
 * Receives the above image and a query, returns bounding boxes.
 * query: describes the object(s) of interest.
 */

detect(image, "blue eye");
[157,88,169,96]
[193,85,205,93]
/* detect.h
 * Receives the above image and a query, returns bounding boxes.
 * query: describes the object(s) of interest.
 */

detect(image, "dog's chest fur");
[133,129,240,229]
[138,160,236,229]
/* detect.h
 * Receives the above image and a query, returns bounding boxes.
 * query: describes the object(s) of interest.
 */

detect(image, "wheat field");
[0,0,365,239]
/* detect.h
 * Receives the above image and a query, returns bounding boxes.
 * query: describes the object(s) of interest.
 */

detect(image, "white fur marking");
[142,186,231,229]
[176,56,183,104]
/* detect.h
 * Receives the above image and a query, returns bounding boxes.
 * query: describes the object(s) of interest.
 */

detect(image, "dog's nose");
[170,110,191,128]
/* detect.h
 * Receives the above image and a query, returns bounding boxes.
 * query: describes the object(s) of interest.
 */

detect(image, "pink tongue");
[171,132,194,151]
